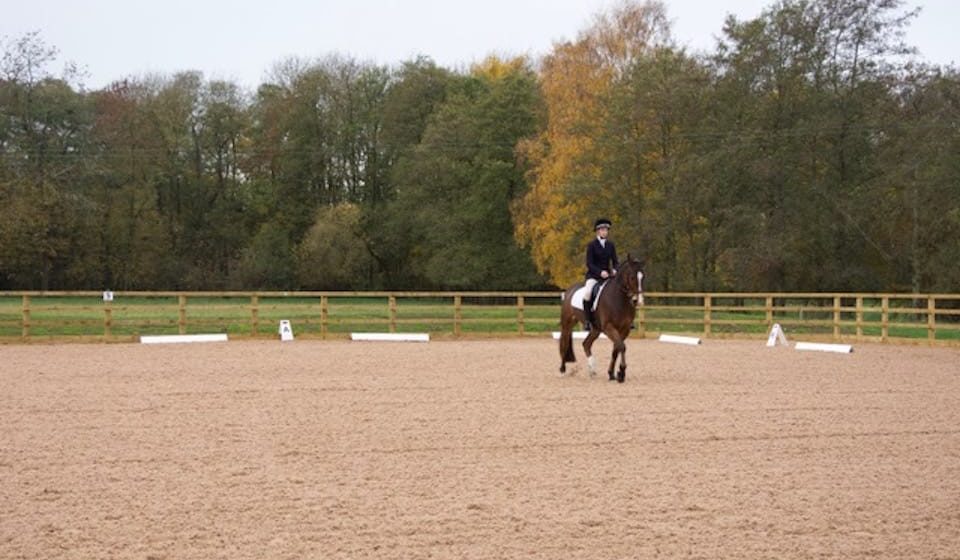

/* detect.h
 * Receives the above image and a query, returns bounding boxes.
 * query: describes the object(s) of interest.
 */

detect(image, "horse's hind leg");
[559,325,572,375]
[559,305,581,375]
[559,325,567,374]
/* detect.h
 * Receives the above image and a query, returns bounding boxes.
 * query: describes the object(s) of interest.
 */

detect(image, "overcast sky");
[3,0,955,90]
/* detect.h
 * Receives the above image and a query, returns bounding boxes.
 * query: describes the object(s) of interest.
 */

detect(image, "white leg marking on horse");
[637,271,644,305]
[588,355,597,376]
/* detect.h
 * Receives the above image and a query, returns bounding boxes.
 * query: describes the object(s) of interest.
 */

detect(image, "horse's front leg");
[616,338,627,383]
[605,330,625,382]
[582,329,601,377]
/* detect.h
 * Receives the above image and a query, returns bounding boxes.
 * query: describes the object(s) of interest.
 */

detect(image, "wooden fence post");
[517,295,525,336]
[881,296,889,342]
[389,295,397,333]
[251,295,259,337]
[178,295,187,335]
[21,294,30,339]
[104,298,113,338]
[928,296,936,345]
[833,296,841,340]
[855,296,864,340]
[703,295,712,337]
[636,301,646,338]
[321,296,328,339]
[454,295,462,337]
[765,296,773,328]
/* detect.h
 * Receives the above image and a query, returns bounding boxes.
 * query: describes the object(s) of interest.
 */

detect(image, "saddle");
[573,279,608,312]
[589,280,605,308]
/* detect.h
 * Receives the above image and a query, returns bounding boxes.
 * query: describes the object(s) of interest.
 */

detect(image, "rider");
[582,217,618,330]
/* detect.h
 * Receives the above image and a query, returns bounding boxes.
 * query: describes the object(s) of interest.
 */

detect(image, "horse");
[558,254,645,383]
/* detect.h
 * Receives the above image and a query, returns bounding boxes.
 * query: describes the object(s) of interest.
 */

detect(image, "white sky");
[2,0,955,91]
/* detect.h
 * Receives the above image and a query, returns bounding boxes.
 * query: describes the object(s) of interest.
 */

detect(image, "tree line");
[1,0,957,293]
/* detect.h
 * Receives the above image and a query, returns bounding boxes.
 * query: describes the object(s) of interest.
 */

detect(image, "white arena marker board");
[140,334,228,344]
[658,334,702,346]
[552,331,608,340]
[766,323,789,347]
[795,342,853,353]
[350,333,429,342]
[278,320,294,342]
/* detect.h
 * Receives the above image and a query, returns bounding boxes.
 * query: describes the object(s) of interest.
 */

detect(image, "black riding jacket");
[585,237,619,281]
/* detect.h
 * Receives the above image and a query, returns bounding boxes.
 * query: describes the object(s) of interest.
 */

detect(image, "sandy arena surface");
[1,338,959,559]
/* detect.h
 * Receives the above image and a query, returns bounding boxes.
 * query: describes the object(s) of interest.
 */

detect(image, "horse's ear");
[625,252,632,261]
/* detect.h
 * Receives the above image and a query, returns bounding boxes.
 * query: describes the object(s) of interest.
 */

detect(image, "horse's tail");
[559,287,579,373]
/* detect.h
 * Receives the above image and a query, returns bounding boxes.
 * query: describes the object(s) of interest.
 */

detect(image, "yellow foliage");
[471,55,531,82]
[513,1,669,287]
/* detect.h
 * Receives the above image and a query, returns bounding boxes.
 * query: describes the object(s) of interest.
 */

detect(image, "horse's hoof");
[618,372,626,383]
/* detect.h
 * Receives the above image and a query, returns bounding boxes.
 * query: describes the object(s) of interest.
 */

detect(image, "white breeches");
[583,278,598,300]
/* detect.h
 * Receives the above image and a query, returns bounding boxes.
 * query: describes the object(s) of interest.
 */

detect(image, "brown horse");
[559,255,644,383]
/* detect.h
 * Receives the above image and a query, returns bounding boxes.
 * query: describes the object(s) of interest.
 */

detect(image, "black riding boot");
[583,301,593,331]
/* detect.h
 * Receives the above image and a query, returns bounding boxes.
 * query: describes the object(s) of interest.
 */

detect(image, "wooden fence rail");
[1,291,959,345]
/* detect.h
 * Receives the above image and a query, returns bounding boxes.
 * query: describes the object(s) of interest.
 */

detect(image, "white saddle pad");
[571,282,607,312]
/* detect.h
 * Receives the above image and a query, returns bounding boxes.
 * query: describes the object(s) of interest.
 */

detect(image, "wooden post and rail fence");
[2,291,959,345]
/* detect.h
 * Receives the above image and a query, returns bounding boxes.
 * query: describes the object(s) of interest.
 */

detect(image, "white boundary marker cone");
[279,320,294,342]
[795,342,853,353]
[658,334,702,346]
[766,323,789,347]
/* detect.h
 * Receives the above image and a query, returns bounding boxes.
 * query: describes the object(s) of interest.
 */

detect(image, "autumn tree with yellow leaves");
[513,1,670,288]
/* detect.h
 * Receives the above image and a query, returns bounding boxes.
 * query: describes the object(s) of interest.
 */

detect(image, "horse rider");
[582,217,619,330]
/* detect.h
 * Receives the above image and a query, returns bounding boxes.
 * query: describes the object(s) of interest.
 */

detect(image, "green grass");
[1,293,957,342]
[0,294,563,339]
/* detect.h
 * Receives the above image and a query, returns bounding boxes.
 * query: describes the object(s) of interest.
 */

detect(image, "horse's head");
[619,253,645,306]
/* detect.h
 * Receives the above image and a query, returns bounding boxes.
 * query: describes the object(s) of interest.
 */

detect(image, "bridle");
[616,260,645,306]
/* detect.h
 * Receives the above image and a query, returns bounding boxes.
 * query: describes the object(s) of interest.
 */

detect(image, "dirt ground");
[1,337,959,559]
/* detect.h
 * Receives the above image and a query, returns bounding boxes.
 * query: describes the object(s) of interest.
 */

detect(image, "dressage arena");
[2,339,958,559]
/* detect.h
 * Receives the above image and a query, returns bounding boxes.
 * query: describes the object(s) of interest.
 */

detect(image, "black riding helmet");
[594,218,612,231]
